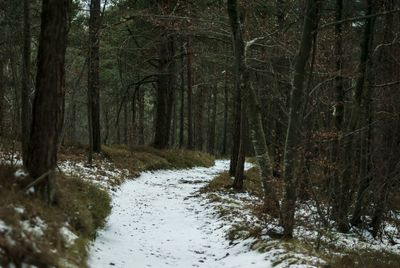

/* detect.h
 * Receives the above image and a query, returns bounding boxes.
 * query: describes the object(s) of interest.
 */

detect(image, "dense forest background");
[1,0,400,243]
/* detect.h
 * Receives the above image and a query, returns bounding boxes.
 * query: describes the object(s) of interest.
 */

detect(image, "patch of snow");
[60,226,78,247]
[0,219,11,233]
[14,206,25,214]
[20,216,47,238]
[14,169,28,178]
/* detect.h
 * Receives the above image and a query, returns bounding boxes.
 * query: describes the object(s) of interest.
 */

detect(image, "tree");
[21,0,32,167]
[26,0,71,204]
[281,0,320,237]
[88,0,102,161]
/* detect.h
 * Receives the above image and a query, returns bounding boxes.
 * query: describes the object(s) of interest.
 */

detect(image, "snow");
[89,160,277,268]
[20,216,47,238]
[59,159,129,190]
[60,225,78,247]
[14,169,28,178]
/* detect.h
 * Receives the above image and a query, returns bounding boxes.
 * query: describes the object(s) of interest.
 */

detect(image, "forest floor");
[0,145,214,267]
[89,160,270,268]
[2,146,400,267]
[201,167,400,268]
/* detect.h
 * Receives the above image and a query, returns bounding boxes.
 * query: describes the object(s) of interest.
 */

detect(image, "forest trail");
[89,160,272,268]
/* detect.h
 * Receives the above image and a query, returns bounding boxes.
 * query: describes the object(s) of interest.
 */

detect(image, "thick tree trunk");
[88,0,101,156]
[26,0,70,204]
[281,0,319,237]
[21,0,32,167]
[154,33,175,149]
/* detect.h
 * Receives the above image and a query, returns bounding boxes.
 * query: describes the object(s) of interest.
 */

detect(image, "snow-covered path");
[89,160,272,268]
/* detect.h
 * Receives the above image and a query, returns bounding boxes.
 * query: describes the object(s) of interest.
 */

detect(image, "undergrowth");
[201,165,400,268]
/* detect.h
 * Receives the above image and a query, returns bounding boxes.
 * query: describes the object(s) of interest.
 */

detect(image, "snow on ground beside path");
[89,160,319,268]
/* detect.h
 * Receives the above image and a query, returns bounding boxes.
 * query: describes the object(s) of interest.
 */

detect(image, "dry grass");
[0,164,110,267]
[200,166,264,198]
[102,145,215,176]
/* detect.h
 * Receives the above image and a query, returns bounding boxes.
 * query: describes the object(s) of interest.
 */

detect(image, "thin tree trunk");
[331,0,344,220]
[281,0,320,237]
[21,0,32,167]
[179,38,185,148]
[186,36,194,149]
[222,74,229,155]
[195,86,205,151]
[233,103,246,190]
[227,0,280,215]
[207,87,217,154]
[26,0,70,204]
[138,85,145,145]
[0,60,4,136]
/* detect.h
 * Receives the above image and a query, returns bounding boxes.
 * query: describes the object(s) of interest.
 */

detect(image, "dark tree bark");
[186,36,194,149]
[123,101,128,144]
[26,0,70,204]
[138,86,145,145]
[207,88,217,154]
[330,0,344,220]
[179,38,185,148]
[88,0,102,159]
[222,74,229,155]
[154,32,176,149]
[281,0,320,237]
[21,0,32,167]
[233,104,246,190]
[227,0,280,215]
[194,86,205,151]
[228,0,244,176]
[337,0,375,233]
[131,87,137,145]
[0,60,4,136]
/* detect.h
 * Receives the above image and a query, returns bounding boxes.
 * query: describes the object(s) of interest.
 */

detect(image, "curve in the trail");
[89,160,272,268]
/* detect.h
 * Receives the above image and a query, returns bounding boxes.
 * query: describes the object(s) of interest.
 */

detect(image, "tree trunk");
[281,0,320,237]
[228,0,243,176]
[186,36,194,149]
[0,60,4,136]
[233,103,246,190]
[337,0,374,233]
[26,0,70,204]
[207,87,217,154]
[222,74,229,155]
[138,86,145,145]
[21,0,32,167]
[330,0,344,220]
[88,0,101,156]
[179,38,185,148]
[154,32,175,149]
[195,86,205,151]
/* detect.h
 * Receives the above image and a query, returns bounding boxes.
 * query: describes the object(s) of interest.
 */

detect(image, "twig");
[22,170,52,193]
